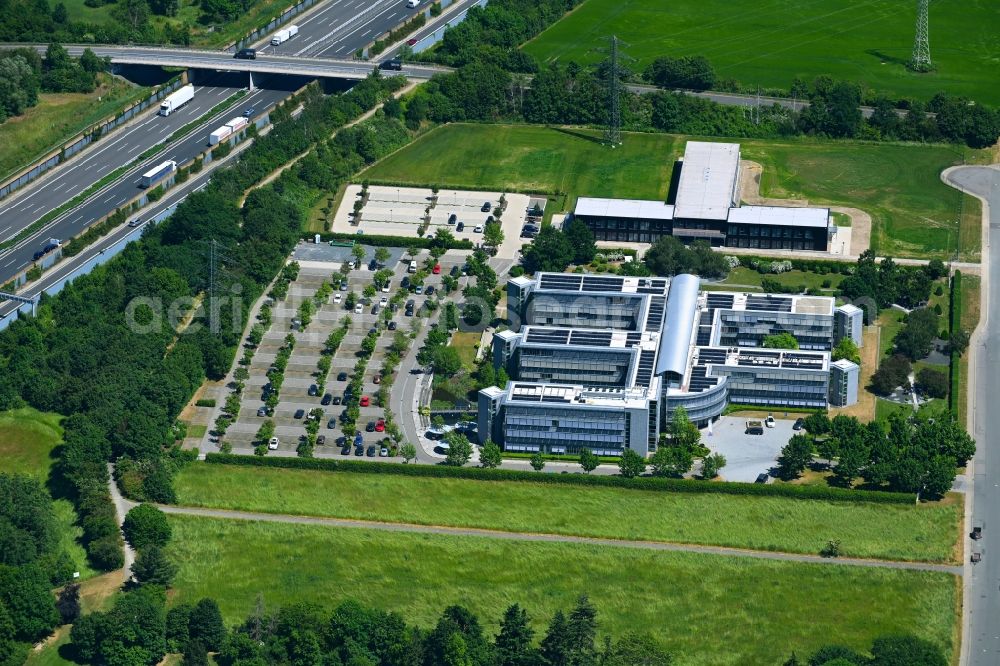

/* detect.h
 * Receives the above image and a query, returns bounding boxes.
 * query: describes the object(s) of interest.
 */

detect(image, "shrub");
[123,504,172,550]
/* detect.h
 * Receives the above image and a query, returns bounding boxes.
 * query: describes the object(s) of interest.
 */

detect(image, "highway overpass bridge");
[26,44,448,81]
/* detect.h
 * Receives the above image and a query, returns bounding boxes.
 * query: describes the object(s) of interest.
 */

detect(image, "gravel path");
[154,502,962,575]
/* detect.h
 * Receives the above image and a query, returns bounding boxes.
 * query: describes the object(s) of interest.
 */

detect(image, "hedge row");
[304,232,475,250]
[949,271,962,413]
[203,453,916,505]
[733,254,855,275]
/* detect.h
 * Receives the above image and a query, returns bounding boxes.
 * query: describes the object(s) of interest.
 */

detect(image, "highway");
[0,81,295,282]
[945,165,1000,666]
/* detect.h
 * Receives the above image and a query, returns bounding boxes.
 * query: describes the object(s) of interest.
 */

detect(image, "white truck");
[159,84,194,116]
[225,116,249,133]
[270,24,299,45]
[140,160,177,188]
[208,116,249,146]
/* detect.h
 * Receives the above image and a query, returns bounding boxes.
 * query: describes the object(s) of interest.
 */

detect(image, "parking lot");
[702,416,799,482]
[330,185,536,260]
[210,242,469,458]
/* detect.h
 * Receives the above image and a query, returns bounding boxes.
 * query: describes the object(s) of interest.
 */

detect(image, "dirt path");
[156,503,962,575]
[739,160,873,255]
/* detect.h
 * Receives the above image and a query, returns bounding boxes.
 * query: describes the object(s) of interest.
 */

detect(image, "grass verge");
[173,463,960,562]
[166,514,957,666]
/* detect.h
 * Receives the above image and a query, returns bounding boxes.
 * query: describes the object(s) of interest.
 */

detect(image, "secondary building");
[478,272,861,457]
[571,141,833,251]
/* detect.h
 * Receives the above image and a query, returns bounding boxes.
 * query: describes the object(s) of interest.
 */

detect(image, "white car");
[268,437,279,450]
[354,303,364,314]
[381,283,390,293]
[473,225,483,233]
[406,0,419,7]
[379,297,389,307]
[334,293,342,303]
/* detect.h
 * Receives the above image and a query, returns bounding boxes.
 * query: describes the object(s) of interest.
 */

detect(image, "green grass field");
[167,515,956,666]
[702,266,845,293]
[173,464,959,562]
[0,75,151,183]
[522,0,1000,105]
[362,124,985,259]
[0,408,95,579]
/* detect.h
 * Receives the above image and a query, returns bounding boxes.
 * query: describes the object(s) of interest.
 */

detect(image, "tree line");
[0,72,408,571]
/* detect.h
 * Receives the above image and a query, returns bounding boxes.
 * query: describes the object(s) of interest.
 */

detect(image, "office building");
[571,141,833,251]
[480,272,859,457]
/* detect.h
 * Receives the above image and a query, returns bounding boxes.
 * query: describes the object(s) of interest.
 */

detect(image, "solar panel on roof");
[539,274,583,291]
[581,276,625,292]
[569,330,614,347]
[525,328,571,345]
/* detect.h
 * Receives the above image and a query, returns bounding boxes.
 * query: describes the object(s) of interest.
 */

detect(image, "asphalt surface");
[0,80,293,283]
[148,500,962,574]
[106,463,136,583]
[943,165,1000,666]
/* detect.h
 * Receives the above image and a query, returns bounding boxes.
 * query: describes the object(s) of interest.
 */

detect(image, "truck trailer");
[159,84,194,116]
[140,160,177,188]
[208,126,232,146]
[270,24,298,45]
[225,116,249,133]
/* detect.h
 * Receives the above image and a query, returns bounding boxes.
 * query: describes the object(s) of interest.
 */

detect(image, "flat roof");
[727,205,829,229]
[505,381,650,409]
[575,197,674,221]
[674,142,740,221]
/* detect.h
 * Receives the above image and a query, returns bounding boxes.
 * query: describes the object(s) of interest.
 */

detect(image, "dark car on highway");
[234,48,256,59]
[380,57,403,71]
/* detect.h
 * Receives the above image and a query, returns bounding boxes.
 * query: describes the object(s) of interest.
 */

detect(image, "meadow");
[0,75,150,182]
[173,463,960,562]
[521,0,1000,105]
[0,408,95,579]
[166,515,956,666]
[362,124,985,259]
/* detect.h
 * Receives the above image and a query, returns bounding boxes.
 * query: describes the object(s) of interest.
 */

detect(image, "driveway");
[704,416,798,482]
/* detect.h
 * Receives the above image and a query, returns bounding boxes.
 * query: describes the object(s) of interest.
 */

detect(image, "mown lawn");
[167,515,957,666]
[363,124,677,204]
[702,266,845,293]
[521,0,1000,105]
[0,74,151,182]
[173,464,960,562]
[0,408,95,579]
[362,124,986,260]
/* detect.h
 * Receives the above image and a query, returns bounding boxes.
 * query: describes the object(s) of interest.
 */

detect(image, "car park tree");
[529,452,546,471]
[401,443,417,463]
[484,221,504,248]
[579,449,600,474]
[480,441,502,468]
[374,247,391,266]
[444,432,473,467]
[363,284,377,299]
[617,449,647,478]
[374,268,394,289]
[776,434,815,480]
[700,453,726,479]
[650,444,693,477]
[803,413,831,436]
[351,244,367,264]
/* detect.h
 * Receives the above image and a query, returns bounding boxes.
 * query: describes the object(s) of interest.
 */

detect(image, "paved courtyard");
[703,415,799,482]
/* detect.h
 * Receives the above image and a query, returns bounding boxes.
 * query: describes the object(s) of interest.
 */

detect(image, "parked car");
[337,372,348,381]
[366,421,376,432]
[354,303,364,314]
[308,384,318,396]
[373,375,381,384]
[380,447,389,457]
[317,435,326,446]
[257,407,269,417]
[380,296,389,307]
[340,281,348,291]
[334,293,342,304]
[432,264,441,274]
[332,396,342,405]
[381,283,390,293]
[294,408,305,419]
[366,445,377,457]
[481,201,492,212]
[388,321,397,330]
[328,418,337,429]
[447,213,457,225]
[360,396,370,407]
[474,225,483,233]
[401,276,410,288]
[755,473,770,484]
[341,444,352,455]
[354,446,365,456]
[765,415,776,428]
[456,222,465,232]
[792,418,804,431]
[321,393,333,405]
[415,285,424,294]
[375,419,385,432]
[368,259,378,271]
[268,437,279,450]
[425,285,435,296]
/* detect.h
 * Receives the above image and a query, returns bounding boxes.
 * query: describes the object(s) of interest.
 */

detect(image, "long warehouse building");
[571,141,835,251]
[478,272,862,457]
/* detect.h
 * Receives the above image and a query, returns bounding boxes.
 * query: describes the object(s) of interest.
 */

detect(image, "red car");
[360,396,370,407]
[375,419,385,432]
[406,38,418,46]
[432,264,441,274]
